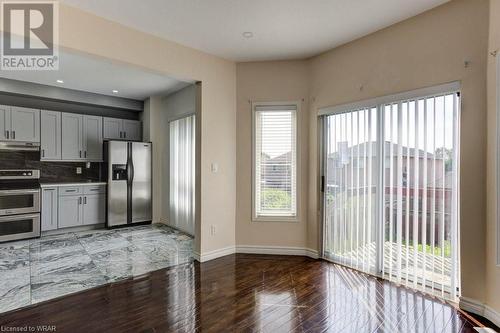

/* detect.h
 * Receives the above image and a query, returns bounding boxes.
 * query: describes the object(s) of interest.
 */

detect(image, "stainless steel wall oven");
[0,170,41,242]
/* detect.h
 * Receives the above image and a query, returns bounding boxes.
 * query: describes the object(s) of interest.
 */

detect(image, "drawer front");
[83,185,106,194]
[59,186,82,196]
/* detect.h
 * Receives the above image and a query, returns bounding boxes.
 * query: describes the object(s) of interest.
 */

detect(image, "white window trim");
[497,55,500,267]
[318,81,461,116]
[251,101,301,222]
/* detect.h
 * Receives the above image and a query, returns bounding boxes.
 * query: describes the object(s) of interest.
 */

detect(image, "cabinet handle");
[5,130,8,139]
[84,151,87,158]
[65,189,76,192]
[79,150,82,158]
[79,197,82,205]
[12,131,15,140]
[42,149,45,158]
[84,196,87,204]
[123,131,126,139]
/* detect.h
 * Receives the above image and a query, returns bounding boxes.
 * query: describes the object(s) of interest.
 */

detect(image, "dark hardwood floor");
[0,254,487,333]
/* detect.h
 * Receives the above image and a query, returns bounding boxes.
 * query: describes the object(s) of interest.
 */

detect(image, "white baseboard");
[236,245,319,259]
[193,245,320,263]
[198,246,235,262]
[460,296,500,328]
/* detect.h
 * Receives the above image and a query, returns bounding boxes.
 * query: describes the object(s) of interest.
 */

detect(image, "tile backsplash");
[0,151,102,182]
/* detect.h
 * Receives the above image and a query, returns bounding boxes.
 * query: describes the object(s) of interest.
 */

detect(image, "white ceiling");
[0,49,192,100]
[62,0,450,61]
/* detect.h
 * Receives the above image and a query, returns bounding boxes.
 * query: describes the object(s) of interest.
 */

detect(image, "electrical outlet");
[76,167,82,174]
[210,225,216,236]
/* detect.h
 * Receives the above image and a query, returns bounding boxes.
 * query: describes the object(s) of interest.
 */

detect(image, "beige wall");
[486,0,500,316]
[236,61,310,248]
[309,0,489,303]
[56,4,237,255]
[235,0,490,304]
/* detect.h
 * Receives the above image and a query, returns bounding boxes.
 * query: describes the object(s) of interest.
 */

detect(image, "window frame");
[251,101,301,223]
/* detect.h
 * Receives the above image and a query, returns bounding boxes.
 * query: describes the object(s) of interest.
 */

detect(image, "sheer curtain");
[169,115,195,235]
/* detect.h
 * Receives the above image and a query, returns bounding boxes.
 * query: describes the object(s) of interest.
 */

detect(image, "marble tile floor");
[0,224,193,314]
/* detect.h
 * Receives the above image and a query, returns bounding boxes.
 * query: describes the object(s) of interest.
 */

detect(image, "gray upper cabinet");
[10,107,40,142]
[41,187,58,231]
[40,111,61,160]
[103,117,142,141]
[61,113,84,160]
[0,106,40,142]
[122,120,142,141]
[43,112,103,161]
[103,117,122,140]
[83,115,103,161]
[0,105,10,141]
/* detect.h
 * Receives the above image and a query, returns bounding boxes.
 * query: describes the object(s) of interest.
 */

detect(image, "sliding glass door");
[322,85,460,300]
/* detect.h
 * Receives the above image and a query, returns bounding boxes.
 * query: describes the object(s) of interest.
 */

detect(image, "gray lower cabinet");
[83,193,105,225]
[41,187,58,231]
[58,195,83,228]
[43,185,106,230]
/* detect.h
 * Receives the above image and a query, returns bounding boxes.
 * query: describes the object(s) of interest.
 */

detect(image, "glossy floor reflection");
[0,254,487,333]
[0,224,193,313]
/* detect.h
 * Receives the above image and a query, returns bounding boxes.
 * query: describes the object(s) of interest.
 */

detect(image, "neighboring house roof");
[328,141,438,159]
[262,151,292,163]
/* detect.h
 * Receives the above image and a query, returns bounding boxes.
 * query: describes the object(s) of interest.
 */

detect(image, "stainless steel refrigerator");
[104,141,152,227]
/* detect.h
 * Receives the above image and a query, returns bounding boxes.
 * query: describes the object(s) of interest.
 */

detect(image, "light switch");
[211,163,218,173]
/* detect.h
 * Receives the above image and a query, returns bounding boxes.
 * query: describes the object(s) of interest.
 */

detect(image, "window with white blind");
[252,103,298,221]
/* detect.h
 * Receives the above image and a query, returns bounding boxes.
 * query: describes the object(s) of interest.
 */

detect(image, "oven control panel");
[0,169,40,180]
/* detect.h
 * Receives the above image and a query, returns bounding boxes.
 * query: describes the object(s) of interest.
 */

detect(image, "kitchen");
[0,50,197,313]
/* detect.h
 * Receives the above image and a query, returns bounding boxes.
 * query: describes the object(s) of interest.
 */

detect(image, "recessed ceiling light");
[56,79,64,84]
[112,90,119,94]
[242,31,253,38]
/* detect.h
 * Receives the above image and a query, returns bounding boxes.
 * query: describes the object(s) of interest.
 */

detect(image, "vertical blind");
[382,94,459,298]
[254,105,297,218]
[169,115,196,235]
[324,107,378,274]
[323,87,460,300]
